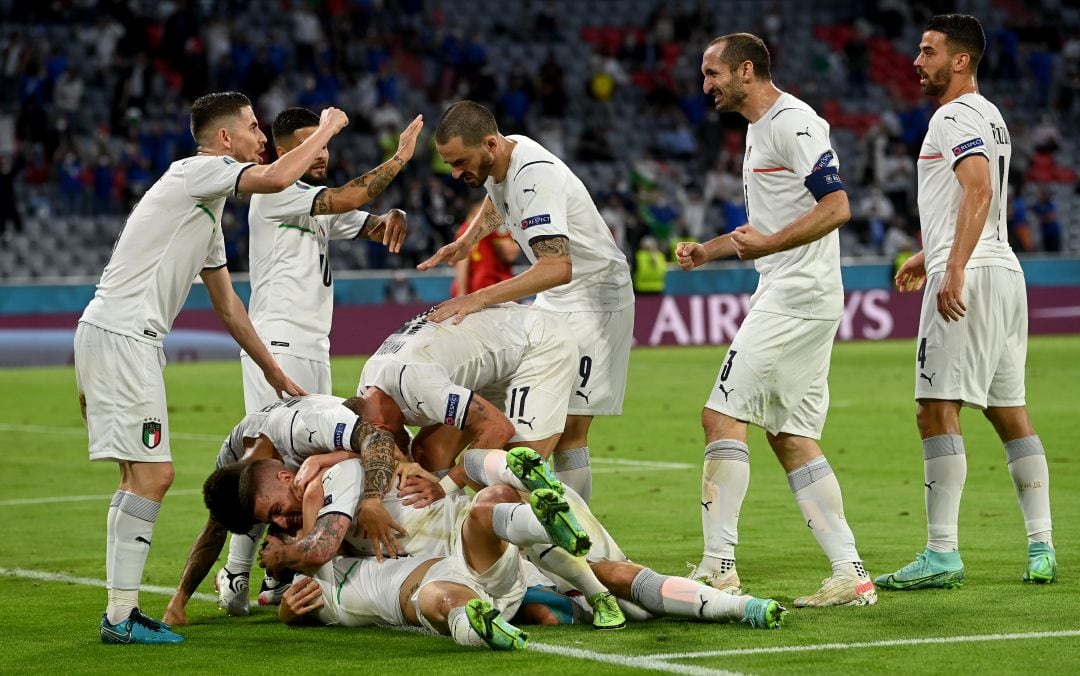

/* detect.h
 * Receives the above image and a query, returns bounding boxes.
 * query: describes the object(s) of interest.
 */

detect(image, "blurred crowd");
[1,0,1078,279]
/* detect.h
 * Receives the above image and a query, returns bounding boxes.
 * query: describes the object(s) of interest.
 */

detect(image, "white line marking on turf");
[2,567,739,675]
[592,458,693,470]
[0,423,223,442]
[498,643,742,676]
[0,489,202,507]
[0,567,216,603]
[646,630,1080,659]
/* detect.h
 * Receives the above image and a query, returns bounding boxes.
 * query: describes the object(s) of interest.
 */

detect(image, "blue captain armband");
[804,165,844,201]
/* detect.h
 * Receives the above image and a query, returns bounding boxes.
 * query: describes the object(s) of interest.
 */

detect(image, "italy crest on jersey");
[142,419,162,448]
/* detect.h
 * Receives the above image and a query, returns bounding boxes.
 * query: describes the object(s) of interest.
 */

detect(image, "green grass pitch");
[0,337,1076,674]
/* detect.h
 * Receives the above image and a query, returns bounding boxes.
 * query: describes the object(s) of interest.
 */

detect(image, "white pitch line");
[2,566,740,675]
[592,457,693,470]
[0,423,223,442]
[528,643,742,676]
[0,566,216,603]
[0,488,202,507]
[646,629,1080,660]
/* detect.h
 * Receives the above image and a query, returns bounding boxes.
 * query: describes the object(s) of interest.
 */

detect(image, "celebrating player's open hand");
[894,251,926,293]
[731,224,775,260]
[426,293,485,324]
[291,456,322,498]
[416,238,471,271]
[280,576,324,621]
[319,107,349,134]
[675,241,707,271]
[397,474,443,509]
[264,367,308,399]
[395,115,424,163]
[355,498,406,561]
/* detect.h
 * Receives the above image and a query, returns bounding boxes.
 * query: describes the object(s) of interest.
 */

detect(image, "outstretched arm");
[417,196,504,270]
[164,517,230,626]
[238,108,349,194]
[311,116,423,215]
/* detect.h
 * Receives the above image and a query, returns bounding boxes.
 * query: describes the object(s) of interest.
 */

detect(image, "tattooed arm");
[462,392,516,450]
[164,517,230,625]
[354,425,408,560]
[259,512,351,575]
[310,115,423,215]
[416,196,503,271]
[424,234,572,324]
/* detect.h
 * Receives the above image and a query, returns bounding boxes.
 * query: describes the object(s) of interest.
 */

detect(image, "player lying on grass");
[354,302,577,473]
[163,394,402,626]
[225,456,598,649]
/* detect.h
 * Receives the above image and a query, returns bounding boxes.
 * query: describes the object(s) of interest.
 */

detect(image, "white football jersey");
[81,155,254,345]
[916,93,1019,276]
[305,555,432,627]
[216,393,358,470]
[742,93,844,320]
[484,135,633,313]
[247,182,371,362]
[359,303,562,428]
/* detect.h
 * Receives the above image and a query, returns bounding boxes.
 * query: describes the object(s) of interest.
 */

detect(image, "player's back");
[80,155,251,344]
[217,393,347,469]
[364,303,542,391]
[917,93,1019,275]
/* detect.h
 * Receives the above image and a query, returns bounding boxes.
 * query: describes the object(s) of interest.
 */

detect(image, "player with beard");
[214,107,422,618]
[877,14,1055,590]
[676,34,875,608]
[77,92,348,644]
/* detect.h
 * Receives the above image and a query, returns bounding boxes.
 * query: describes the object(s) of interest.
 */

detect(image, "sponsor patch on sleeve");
[444,393,461,426]
[333,422,347,449]
[952,137,985,156]
[811,150,835,172]
[521,214,551,229]
[323,494,333,507]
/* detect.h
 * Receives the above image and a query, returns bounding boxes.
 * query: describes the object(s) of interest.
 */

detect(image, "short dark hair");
[203,461,256,535]
[925,14,985,71]
[435,100,499,146]
[189,91,252,145]
[708,33,771,81]
[272,107,321,146]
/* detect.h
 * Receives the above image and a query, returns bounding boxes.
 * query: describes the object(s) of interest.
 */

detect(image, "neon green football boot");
[585,591,627,631]
[507,446,565,494]
[742,598,787,629]
[874,549,965,591]
[465,599,527,650]
[529,488,591,557]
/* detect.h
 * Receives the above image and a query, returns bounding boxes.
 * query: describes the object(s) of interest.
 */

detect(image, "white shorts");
[410,498,526,630]
[308,555,430,628]
[241,353,332,413]
[915,267,1028,409]
[480,310,577,442]
[74,322,170,463]
[704,310,838,439]
[550,305,633,417]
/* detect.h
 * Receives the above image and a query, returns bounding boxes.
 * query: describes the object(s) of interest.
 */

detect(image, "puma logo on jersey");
[698,596,709,617]
[522,184,537,195]
[920,372,936,387]
[517,417,536,431]
[795,127,812,138]
[806,519,813,530]
[717,384,734,401]
[943,115,958,123]
[574,390,592,405]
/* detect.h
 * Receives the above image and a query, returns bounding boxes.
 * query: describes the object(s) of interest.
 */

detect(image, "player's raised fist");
[675,241,705,271]
[319,107,349,134]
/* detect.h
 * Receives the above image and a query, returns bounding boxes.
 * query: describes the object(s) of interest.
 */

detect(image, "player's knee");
[916,402,956,436]
[474,484,519,508]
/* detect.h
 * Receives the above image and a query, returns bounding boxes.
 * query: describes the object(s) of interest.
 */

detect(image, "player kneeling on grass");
[164,394,402,626]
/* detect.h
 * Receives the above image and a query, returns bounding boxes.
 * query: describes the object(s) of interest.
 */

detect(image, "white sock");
[923,435,966,552]
[1005,436,1053,547]
[461,449,526,490]
[107,492,160,624]
[553,447,591,503]
[527,544,607,597]
[630,568,746,621]
[491,503,550,546]
[105,490,126,590]
[787,456,863,574]
[226,523,267,573]
[701,440,749,565]
[447,605,486,647]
